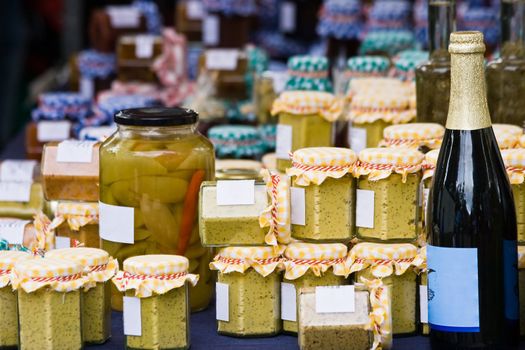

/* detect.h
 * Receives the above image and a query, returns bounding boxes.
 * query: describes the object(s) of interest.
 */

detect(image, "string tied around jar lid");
[282,243,352,279]
[361,277,392,350]
[259,170,291,247]
[209,246,284,278]
[353,148,424,183]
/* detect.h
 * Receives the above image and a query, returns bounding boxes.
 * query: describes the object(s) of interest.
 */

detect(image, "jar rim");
[114,107,198,126]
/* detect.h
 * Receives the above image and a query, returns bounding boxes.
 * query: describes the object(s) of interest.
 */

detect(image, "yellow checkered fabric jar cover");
[422,149,440,181]
[210,246,283,277]
[52,202,99,231]
[271,91,344,122]
[0,251,30,288]
[11,257,88,293]
[520,135,525,148]
[112,255,199,298]
[379,123,444,149]
[287,147,357,186]
[493,124,522,149]
[354,147,424,182]
[259,170,291,246]
[33,212,56,254]
[361,277,393,350]
[346,77,405,100]
[501,149,525,185]
[282,242,351,279]
[518,246,525,270]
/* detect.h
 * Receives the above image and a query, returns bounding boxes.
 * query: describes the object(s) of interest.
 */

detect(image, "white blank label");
[37,121,71,142]
[420,285,428,323]
[0,182,32,202]
[107,7,140,28]
[281,282,297,321]
[123,296,142,336]
[56,140,96,163]
[216,180,255,206]
[135,35,154,58]
[55,236,71,249]
[206,50,239,71]
[0,160,36,182]
[315,285,355,314]
[80,77,94,99]
[276,124,292,159]
[0,220,29,244]
[187,0,204,19]
[349,126,367,154]
[356,189,374,228]
[279,2,296,32]
[203,15,219,45]
[290,187,306,226]
[99,202,135,244]
[216,282,229,322]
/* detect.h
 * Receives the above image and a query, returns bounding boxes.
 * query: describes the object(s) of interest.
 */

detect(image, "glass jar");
[253,72,285,125]
[282,243,350,333]
[379,123,444,152]
[0,182,45,220]
[12,257,86,350]
[272,91,342,172]
[53,202,100,248]
[350,242,420,336]
[46,248,117,344]
[493,124,522,149]
[344,56,390,96]
[354,148,424,242]
[113,255,198,350]
[287,147,356,242]
[117,35,162,83]
[99,107,214,312]
[208,125,265,160]
[519,246,525,336]
[210,246,282,336]
[0,251,30,349]
[501,149,525,243]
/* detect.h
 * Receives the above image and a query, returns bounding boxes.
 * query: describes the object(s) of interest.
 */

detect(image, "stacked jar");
[379,123,444,153]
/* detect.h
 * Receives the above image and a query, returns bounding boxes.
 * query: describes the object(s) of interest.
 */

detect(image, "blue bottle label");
[427,245,480,332]
[503,240,519,320]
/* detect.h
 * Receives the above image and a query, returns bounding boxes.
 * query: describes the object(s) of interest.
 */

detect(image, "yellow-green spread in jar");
[501,149,525,243]
[210,246,283,337]
[287,147,357,242]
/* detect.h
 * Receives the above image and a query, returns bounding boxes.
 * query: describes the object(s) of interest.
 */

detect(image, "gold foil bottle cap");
[449,31,485,54]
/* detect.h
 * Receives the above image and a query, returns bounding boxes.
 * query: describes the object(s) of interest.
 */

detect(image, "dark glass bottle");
[427,32,519,349]
[416,0,456,125]
[486,0,525,128]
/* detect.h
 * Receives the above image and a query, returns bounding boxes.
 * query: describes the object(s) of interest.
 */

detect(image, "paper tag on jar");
[276,124,292,159]
[203,15,219,45]
[281,282,297,321]
[56,140,96,163]
[0,182,32,202]
[37,121,71,142]
[315,286,355,314]
[290,187,305,226]
[216,282,229,322]
[356,189,374,228]
[106,6,141,28]
[80,76,94,99]
[216,180,255,206]
[420,285,428,323]
[135,35,154,58]
[123,296,142,336]
[205,49,239,71]
[187,0,204,19]
[99,202,135,244]
[348,125,367,154]
[0,160,36,182]
[279,1,296,33]
[0,220,29,245]
[55,236,71,249]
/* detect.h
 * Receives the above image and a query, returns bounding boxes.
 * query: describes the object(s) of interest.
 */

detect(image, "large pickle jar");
[501,149,525,243]
[99,107,215,312]
[281,243,350,334]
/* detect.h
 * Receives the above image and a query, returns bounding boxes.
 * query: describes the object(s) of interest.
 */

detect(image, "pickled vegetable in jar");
[492,123,522,149]
[501,149,525,243]
[354,148,424,242]
[117,35,162,83]
[210,246,283,337]
[52,202,100,248]
[46,248,118,344]
[113,255,198,350]
[12,257,87,350]
[518,246,525,336]
[379,123,444,152]
[0,251,30,349]
[272,91,343,172]
[287,147,356,242]
[350,242,420,336]
[99,107,214,312]
[282,243,351,333]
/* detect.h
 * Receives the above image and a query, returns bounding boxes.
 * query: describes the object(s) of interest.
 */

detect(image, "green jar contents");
[519,246,525,336]
[287,147,357,242]
[350,242,420,336]
[380,123,444,152]
[99,107,214,312]
[354,148,424,242]
[46,248,118,344]
[113,255,198,350]
[501,149,525,243]
[492,124,522,149]
[0,251,30,349]
[12,257,87,350]
[272,91,343,172]
[282,243,350,333]
[210,246,283,337]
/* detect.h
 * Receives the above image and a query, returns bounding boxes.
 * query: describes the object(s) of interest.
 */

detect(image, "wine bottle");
[426,31,519,349]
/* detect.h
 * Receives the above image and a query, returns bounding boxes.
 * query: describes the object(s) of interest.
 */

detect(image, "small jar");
[117,35,163,82]
[12,257,87,350]
[282,243,350,333]
[53,202,100,248]
[501,149,525,243]
[493,124,522,149]
[113,255,198,350]
[518,246,525,336]
[272,91,342,172]
[354,148,424,242]
[350,242,420,336]
[46,248,118,344]
[0,251,30,349]
[379,123,444,152]
[0,182,45,219]
[210,246,283,336]
[285,56,333,93]
[287,147,356,242]
[208,125,265,160]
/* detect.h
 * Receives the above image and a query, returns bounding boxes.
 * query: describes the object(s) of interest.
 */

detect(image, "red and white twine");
[288,257,346,266]
[291,161,352,173]
[356,161,419,172]
[288,70,328,79]
[215,256,282,266]
[30,273,82,283]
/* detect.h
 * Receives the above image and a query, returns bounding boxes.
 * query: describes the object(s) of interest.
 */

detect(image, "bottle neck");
[447,49,492,130]
[428,0,456,60]
[117,124,197,139]
[501,0,525,58]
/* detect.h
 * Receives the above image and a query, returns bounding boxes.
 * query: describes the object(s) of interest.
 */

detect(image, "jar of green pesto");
[0,251,30,349]
[210,246,283,337]
[281,243,350,333]
[354,147,424,242]
[46,247,118,344]
[501,149,525,243]
[287,147,357,242]
[272,91,343,172]
[113,255,198,350]
[350,242,421,336]
[12,256,87,350]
